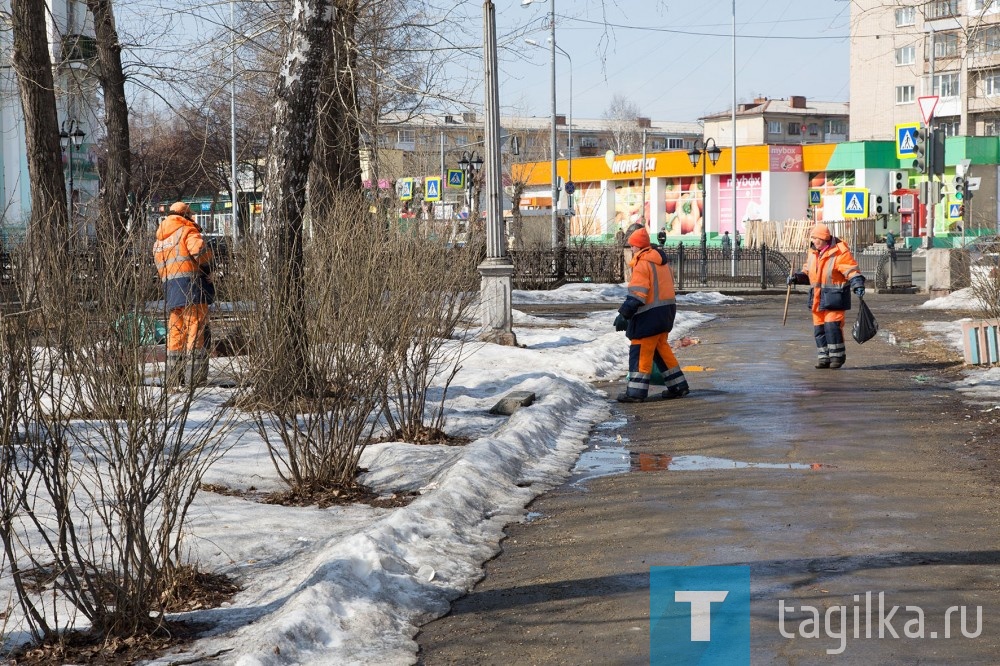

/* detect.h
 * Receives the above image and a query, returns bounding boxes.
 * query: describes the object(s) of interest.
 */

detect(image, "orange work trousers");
[167,304,209,353]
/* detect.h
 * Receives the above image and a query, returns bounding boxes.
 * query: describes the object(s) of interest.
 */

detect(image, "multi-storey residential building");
[850,0,1000,139]
[701,96,850,147]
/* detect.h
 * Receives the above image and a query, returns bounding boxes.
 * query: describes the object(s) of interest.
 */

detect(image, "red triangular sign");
[918,96,939,125]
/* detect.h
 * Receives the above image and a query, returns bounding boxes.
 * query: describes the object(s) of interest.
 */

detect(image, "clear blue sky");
[492,0,850,123]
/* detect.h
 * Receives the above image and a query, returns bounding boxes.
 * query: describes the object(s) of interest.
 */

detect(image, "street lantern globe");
[59,128,70,149]
[70,125,86,148]
[458,153,470,171]
[471,153,484,171]
[707,141,722,165]
[686,146,701,168]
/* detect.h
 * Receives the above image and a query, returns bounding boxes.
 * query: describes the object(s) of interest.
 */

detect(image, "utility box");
[925,248,970,295]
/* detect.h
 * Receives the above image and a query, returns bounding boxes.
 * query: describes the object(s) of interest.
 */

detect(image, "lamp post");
[59,119,86,233]
[521,0,558,255]
[525,38,572,213]
[687,137,721,284]
[457,150,484,224]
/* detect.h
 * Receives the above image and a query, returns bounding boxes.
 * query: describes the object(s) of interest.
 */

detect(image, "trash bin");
[114,312,166,345]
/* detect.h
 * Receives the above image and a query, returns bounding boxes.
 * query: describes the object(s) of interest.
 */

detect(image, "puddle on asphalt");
[570,426,830,487]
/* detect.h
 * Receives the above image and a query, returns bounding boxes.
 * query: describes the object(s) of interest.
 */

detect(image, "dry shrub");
[233,193,401,492]
[0,226,235,647]
[378,228,479,442]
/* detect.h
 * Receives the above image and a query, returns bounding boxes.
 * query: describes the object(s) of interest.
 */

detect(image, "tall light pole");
[231,0,239,239]
[687,137,721,285]
[525,38,573,213]
[59,119,86,234]
[479,0,517,345]
[521,0,558,255]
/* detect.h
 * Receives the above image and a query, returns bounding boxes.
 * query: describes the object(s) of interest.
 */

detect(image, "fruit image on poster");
[569,183,605,237]
[612,183,648,232]
[662,177,703,236]
[807,171,855,223]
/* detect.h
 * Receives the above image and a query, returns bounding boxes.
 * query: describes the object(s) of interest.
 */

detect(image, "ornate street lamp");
[59,119,86,232]
[458,150,484,216]
[687,137,722,284]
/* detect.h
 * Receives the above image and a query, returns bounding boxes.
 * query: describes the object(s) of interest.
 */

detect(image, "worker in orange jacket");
[614,226,690,402]
[786,222,865,369]
[152,201,215,387]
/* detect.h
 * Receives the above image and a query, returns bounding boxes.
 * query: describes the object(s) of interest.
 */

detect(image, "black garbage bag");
[852,298,878,344]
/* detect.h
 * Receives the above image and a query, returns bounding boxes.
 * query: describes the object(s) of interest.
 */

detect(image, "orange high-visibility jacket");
[153,214,214,309]
[802,239,863,312]
[619,246,677,339]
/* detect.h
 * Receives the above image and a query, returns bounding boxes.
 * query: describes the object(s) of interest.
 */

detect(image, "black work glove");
[614,314,628,331]
[786,274,797,286]
[854,286,865,297]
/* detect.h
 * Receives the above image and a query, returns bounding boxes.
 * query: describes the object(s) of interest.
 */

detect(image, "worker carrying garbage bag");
[614,226,690,402]
[152,201,215,388]
[786,222,865,369]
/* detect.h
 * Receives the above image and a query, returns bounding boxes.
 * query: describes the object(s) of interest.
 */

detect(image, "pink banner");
[768,145,803,172]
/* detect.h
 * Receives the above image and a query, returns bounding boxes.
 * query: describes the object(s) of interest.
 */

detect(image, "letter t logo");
[674,591,730,641]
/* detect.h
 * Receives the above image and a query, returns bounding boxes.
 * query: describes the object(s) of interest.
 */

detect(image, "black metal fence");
[510,243,793,290]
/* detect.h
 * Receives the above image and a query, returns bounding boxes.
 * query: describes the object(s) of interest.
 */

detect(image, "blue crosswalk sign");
[424,176,442,202]
[896,123,920,158]
[447,169,465,188]
[842,188,868,218]
[949,202,962,219]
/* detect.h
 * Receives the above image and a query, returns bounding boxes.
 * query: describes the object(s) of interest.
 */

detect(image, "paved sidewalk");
[417,293,1000,665]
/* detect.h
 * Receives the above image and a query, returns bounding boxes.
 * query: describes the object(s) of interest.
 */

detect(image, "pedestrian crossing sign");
[424,176,442,202]
[948,202,963,220]
[809,189,822,206]
[399,178,414,201]
[447,169,465,189]
[842,188,869,218]
[895,122,920,159]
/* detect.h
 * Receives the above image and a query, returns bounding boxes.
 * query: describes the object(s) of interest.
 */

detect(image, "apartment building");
[850,0,1000,140]
[700,96,850,147]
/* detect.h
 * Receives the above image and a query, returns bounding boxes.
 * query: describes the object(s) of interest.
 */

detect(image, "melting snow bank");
[156,376,609,666]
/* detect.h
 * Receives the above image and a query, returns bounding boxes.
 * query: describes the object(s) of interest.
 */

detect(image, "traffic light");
[913,126,929,174]
[954,174,966,201]
[931,129,946,176]
[874,194,885,215]
[889,170,906,191]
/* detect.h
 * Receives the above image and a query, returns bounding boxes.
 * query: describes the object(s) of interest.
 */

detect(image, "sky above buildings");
[494,0,851,123]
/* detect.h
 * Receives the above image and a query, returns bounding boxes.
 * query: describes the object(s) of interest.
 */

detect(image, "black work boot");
[616,391,644,403]
[661,386,690,400]
[815,359,831,369]
[829,358,844,369]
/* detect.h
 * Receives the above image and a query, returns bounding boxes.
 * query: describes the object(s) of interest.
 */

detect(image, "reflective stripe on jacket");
[619,246,677,340]
[153,214,213,282]
[803,238,862,312]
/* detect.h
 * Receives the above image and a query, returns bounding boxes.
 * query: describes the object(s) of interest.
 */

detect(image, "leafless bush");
[234,194,401,492]
[0,229,234,645]
[378,229,479,442]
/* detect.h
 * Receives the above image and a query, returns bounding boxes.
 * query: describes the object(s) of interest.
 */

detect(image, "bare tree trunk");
[261,0,335,393]
[309,0,362,221]
[11,0,69,250]
[86,0,131,244]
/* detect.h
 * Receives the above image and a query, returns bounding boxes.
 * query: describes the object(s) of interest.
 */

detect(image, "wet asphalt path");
[417,293,1000,665]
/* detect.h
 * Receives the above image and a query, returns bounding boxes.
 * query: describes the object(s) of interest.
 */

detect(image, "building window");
[808,123,819,136]
[580,136,599,148]
[984,71,1000,96]
[932,32,959,58]
[896,6,916,25]
[650,139,665,150]
[926,0,959,19]
[934,119,960,136]
[973,26,1000,56]
[397,129,415,143]
[934,72,961,97]
[667,137,685,149]
[454,136,468,146]
[895,45,916,66]
[787,122,801,135]
[972,0,1000,14]
[896,85,916,104]
[985,117,1000,135]
[825,119,848,135]
[767,121,782,134]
